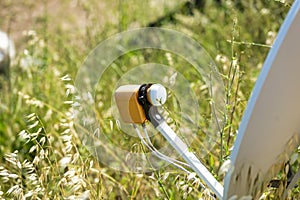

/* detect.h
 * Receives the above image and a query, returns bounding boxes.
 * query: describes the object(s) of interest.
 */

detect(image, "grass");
[0,0,298,199]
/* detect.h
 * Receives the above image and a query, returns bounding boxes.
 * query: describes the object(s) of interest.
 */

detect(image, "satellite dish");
[74,1,300,199]
[224,1,300,199]
[0,31,15,75]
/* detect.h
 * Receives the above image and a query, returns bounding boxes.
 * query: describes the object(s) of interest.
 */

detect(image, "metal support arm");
[149,107,224,199]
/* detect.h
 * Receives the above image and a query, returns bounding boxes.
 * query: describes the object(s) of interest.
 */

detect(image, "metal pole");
[156,121,224,199]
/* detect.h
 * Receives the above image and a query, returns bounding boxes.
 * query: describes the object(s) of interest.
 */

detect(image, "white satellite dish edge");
[223,0,300,199]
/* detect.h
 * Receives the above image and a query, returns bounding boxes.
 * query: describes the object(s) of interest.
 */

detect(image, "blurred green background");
[0,0,298,199]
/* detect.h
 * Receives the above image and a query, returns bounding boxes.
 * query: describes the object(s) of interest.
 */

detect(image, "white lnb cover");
[147,84,167,106]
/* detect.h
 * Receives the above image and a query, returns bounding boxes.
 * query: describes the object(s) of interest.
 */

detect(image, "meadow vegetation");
[0,0,298,199]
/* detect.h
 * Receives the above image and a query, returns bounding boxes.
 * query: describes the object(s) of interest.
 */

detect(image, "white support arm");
[156,121,224,199]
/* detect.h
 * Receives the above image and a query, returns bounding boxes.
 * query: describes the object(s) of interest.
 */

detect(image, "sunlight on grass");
[0,0,298,199]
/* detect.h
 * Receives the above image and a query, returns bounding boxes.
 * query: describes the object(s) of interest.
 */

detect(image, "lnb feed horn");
[114,83,167,124]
